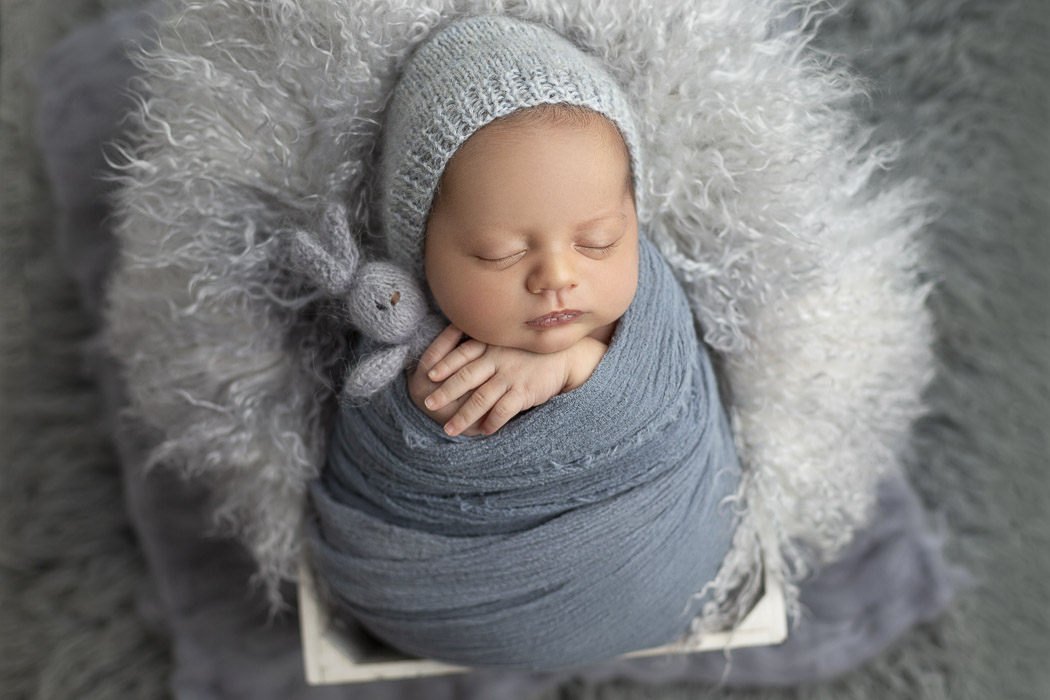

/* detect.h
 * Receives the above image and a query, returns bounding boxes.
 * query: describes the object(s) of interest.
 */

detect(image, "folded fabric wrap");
[308,236,741,670]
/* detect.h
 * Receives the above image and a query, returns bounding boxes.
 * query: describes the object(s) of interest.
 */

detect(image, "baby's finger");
[443,380,506,437]
[427,339,487,382]
[459,422,485,437]
[417,324,462,374]
[480,386,528,435]
[425,358,496,411]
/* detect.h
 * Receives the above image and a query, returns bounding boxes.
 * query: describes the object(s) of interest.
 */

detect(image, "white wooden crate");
[298,562,787,685]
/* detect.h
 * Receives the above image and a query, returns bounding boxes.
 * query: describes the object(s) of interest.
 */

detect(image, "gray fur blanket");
[27,0,959,693]
[102,0,935,629]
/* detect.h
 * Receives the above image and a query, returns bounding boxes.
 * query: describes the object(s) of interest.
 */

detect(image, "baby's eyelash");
[477,251,526,269]
[476,241,618,269]
[579,241,618,257]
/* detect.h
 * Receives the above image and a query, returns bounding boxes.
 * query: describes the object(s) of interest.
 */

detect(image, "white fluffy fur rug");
[101,0,933,632]
[2,0,1047,698]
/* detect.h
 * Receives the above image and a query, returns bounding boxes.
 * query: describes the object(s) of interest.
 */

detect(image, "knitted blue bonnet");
[378,15,647,277]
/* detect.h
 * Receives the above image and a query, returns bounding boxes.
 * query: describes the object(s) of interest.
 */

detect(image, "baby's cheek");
[450,292,513,343]
[605,255,639,319]
[428,279,501,340]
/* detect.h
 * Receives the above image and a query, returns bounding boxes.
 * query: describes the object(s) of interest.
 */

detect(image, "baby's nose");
[527,252,579,294]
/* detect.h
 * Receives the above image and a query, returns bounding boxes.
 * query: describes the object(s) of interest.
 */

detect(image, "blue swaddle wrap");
[308,236,741,670]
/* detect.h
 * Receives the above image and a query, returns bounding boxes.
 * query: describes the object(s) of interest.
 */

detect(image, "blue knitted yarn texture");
[309,237,740,670]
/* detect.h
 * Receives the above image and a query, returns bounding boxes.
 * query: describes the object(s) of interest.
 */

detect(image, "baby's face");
[424,114,639,354]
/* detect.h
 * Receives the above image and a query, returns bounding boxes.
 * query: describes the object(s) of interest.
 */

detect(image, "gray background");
[2,0,1047,698]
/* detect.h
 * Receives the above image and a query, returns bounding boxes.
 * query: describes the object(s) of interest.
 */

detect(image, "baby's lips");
[526,309,583,327]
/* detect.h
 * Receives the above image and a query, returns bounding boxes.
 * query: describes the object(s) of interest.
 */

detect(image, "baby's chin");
[512,327,595,355]
[518,338,578,354]
[466,327,587,355]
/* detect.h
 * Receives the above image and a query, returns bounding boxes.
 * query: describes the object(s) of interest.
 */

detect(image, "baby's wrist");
[563,337,608,392]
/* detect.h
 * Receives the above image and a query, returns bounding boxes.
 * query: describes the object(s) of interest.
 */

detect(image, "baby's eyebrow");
[575,212,626,230]
[460,212,627,240]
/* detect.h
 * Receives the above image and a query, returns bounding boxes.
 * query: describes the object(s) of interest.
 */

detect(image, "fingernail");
[444,422,455,436]
[424,396,435,409]
[428,368,437,379]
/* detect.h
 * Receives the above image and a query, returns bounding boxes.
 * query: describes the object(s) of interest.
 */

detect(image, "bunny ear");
[287,202,360,296]
[341,344,412,401]
[320,201,352,244]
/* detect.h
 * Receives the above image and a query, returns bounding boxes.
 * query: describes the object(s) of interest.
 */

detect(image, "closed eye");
[476,250,526,269]
[577,241,619,258]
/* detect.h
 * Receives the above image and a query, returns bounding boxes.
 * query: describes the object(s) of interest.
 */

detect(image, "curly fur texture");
[103,0,934,626]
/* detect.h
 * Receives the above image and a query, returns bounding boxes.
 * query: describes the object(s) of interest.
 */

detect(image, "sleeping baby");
[405,100,637,438]
[307,15,741,670]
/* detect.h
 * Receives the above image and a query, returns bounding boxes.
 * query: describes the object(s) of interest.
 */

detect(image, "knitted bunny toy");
[288,202,444,400]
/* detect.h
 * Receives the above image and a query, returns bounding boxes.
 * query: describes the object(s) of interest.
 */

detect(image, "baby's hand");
[420,324,606,437]
[408,327,485,436]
